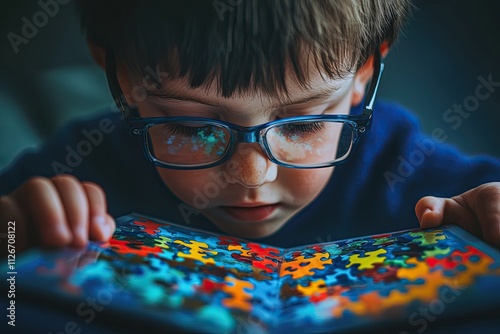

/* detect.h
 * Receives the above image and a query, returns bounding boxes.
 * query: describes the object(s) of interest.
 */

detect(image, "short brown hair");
[77,0,412,97]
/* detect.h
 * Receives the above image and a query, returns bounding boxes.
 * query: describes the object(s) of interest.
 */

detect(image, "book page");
[14,214,284,333]
[278,227,500,332]
[11,215,500,333]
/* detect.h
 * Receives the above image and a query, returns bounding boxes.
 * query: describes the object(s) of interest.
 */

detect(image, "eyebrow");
[143,86,340,109]
[145,88,228,109]
[280,87,340,107]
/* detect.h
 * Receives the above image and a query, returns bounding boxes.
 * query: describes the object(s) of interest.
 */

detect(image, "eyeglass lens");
[265,121,354,167]
[146,121,354,167]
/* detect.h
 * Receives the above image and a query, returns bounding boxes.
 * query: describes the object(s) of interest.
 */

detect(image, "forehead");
[139,69,355,110]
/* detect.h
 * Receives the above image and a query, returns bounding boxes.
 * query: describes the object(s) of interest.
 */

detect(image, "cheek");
[156,168,211,205]
[280,168,334,203]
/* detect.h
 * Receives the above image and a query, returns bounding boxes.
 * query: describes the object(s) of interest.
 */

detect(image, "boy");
[0,0,499,253]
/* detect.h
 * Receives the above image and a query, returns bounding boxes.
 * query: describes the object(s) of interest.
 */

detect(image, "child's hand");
[0,175,115,254]
[416,182,500,247]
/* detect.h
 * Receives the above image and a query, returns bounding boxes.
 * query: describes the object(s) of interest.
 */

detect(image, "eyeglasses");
[105,51,384,170]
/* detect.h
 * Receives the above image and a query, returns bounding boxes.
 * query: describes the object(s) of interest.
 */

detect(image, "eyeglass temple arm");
[105,52,122,109]
[105,51,137,116]
[363,50,385,116]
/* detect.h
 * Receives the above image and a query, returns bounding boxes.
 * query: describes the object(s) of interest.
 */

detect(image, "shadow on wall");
[0,0,499,170]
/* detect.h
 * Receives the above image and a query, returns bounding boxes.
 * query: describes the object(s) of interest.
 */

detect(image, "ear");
[87,40,137,106]
[87,40,106,70]
[351,42,390,106]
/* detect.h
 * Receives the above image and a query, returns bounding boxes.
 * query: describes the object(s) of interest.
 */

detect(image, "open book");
[11,214,500,333]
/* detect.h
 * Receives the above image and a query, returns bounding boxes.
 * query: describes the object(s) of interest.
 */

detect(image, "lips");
[219,203,280,222]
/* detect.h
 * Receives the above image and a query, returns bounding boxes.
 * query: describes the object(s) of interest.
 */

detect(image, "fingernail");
[109,223,116,238]
[93,216,106,226]
[92,216,110,240]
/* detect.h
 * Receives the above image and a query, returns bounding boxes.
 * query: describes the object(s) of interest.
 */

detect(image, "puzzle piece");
[192,234,221,247]
[392,243,428,258]
[127,236,157,249]
[444,246,499,286]
[109,239,163,257]
[341,291,385,317]
[246,243,282,259]
[197,278,226,294]
[384,257,410,268]
[321,243,343,257]
[423,246,451,258]
[114,219,146,236]
[331,257,446,318]
[134,219,163,235]
[309,285,348,303]
[281,252,333,279]
[228,244,253,258]
[346,248,386,270]
[213,253,255,275]
[222,276,254,312]
[410,229,446,246]
[357,263,399,283]
[248,277,278,300]
[228,243,281,274]
[253,259,280,274]
[174,240,218,265]
[217,236,245,246]
[288,246,329,260]
[338,247,500,318]
[323,272,341,286]
[338,240,369,255]
[372,236,396,247]
[323,268,359,286]
[425,252,460,270]
[296,279,328,297]
[154,235,172,250]
[371,233,396,246]
[125,263,187,306]
[279,281,304,301]
[148,256,167,271]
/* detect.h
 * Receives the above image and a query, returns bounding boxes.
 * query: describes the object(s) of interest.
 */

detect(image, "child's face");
[118,63,371,239]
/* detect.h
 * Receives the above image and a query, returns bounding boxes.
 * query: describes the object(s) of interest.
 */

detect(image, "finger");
[82,182,115,241]
[52,175,89,248]
[415,195,482,238]
[0,195,29,254]
[465,184,500,247]
[12,177,72,247]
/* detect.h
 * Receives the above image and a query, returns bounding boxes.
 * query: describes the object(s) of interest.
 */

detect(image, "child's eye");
[161,124,205,137]
[280,122,325,135]
[157,123,228,147]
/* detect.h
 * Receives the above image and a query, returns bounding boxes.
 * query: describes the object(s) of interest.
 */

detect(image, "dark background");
[1,0,499,170]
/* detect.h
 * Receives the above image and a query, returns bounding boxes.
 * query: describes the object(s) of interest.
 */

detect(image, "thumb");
[415,196,482,238]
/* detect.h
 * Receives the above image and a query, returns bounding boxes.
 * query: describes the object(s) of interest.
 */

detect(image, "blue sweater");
[1,102,499,248]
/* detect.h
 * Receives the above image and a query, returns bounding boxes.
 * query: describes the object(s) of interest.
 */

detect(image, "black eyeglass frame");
[105,50,384,170]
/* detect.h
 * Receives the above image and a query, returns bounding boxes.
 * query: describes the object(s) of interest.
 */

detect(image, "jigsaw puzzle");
[11,214,500,333]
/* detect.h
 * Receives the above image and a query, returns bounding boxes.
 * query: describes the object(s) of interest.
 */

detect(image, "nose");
[223,143,278,188]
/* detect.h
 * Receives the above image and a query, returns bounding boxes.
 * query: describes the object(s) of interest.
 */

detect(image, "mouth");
[218,203,280,222]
